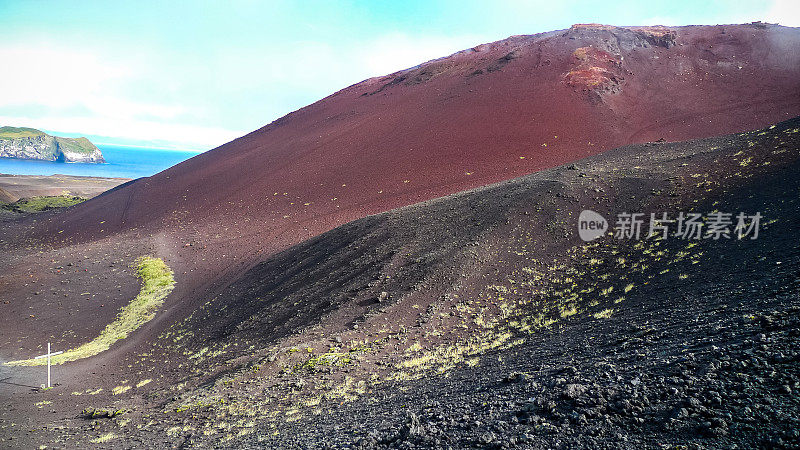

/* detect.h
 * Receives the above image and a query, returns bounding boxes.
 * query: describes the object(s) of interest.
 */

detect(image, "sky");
[0,0,797,152]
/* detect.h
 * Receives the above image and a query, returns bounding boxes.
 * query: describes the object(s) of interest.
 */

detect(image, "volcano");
[31,23,800,265]
[1,22,800,448]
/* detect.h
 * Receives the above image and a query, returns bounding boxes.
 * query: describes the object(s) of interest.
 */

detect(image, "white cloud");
[763,0,800,26]
[0,33,487,150]
[207,32,486,96]
[0,44,124,108]
[355,33,485,77]
[0,43,185,120]
[0,41,237,148]
[0,114,245,150]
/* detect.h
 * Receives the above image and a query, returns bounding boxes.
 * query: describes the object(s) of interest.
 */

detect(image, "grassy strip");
[0,126,45,139]
[2,195,85,213]
[55,136,100,154]
[6,257,174,366]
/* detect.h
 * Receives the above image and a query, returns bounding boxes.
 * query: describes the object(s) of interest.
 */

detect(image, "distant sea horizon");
[0,144,203,179]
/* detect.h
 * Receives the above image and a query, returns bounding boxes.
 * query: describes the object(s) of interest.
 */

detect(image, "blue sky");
[0,0,797,151]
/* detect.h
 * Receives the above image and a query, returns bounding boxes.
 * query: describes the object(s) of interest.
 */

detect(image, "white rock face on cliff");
[0,135,57,160]
[0,127,105,163]
[58,147,105,163]
[54,137,105,163]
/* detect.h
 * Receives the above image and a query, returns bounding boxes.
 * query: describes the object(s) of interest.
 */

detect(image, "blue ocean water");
[0,144,203,179]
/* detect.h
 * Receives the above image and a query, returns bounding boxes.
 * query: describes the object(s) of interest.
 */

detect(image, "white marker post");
[34,343,63,389]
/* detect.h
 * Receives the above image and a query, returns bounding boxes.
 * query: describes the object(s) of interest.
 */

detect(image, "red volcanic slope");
[36,24,800,278]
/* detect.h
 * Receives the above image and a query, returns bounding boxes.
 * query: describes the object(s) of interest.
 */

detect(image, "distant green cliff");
[0,126,105,163]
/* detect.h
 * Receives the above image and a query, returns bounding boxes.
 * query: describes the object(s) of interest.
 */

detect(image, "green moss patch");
[6,257,175,366]
[2,195,85,213]
[0,126,46,139]
[54,136,99,154]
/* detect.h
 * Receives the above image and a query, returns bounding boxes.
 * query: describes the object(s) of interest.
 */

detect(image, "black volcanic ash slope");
[113,119,800,449]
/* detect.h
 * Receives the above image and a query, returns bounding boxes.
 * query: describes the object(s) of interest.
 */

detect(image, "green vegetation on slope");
[0,126,46,140]
[1,126,101,157]
[2,195,85,213]
[6,257,175,366]
[54,136,100,154]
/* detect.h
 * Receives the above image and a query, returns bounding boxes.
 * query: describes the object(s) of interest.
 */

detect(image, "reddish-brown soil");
[28,24,800,276]
[1,23,800,448]
[2,22,796,369]
[4,24,795,358]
